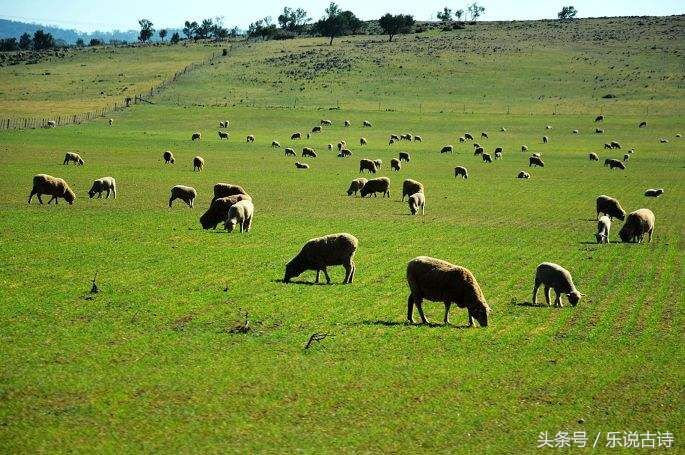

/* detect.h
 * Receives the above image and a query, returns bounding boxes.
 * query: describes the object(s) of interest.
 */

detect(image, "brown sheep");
[359,159,377,174]
[517,171,530,179]
[360,137,368,146]
[474,147,483,156]
[283,233,358,284]
[521,145,528,152]
[285,147,296,157]
[482,153,492,163]
[291,132,302,140]
[212,183,247,202]
[391,158,401,171]
[169,185,197,208]
[596,195,625,221]
[271,140,281,148]
[63,152,84,165]
[193,156,204,172]
[609,160,625,170]
[464,133,474,140]
[399,152,410,162]
[295,162,309,169]
[163,151,175,164]
[414,135,423,142]
[390,134,400,142]
[638,121,647,128]
[610,141,621,149]
[302,147,317,158]
[320,119,332,126]
[454,166,468,179]
[596,128,604,134]
[619,209,655,243]
[595,115,604,122]
[338,149,352,158]
[28,174,75,205]
[347,178,368,196]
[200,194,252,229]
[191,132,201,141]
[361,177,390,198]
[401,179,423,201]
[529,156,544,167]
[218,131,229,140]
[440,145,453,154]
[344,120,351,127]
[311,126,322,133]
[363,120,372,127]
[589,152,599,161]
[644,188,664,197]
[246,134,255,143]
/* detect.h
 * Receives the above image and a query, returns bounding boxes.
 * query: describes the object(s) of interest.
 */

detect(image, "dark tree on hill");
[32,30,55,50]
[467,2,485,21]
[313,2,362,45]
[455,9,464,21]
[138,19,154,42]
[210,16,228,40]
[18,32,31,50]
[170,32,180,44]
[558,6,578,20]
[247,17,277,40]
[278,7,310,33]
[0,38,19,52]
[159,29,167,41]
[183,21,198,40]
[378,14,415,42]
[196,19,214,39]
[436,7,452,22]
[89,38,101,46]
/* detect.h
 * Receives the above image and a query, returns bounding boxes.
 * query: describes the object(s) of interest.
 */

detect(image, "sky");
[0,0,682,32]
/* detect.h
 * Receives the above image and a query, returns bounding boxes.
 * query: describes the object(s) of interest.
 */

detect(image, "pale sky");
[0,0,682,32]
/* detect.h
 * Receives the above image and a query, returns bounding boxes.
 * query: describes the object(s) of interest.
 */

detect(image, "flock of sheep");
[27,114,669,328]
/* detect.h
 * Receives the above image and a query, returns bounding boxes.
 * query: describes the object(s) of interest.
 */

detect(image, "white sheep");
[88,177,117,199]
[532,262,582,307]
[225,199,254,233]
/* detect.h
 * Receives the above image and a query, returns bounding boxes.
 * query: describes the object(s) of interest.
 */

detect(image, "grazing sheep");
[337,141,346,151]
[272,140,281,148]
[521,145,528,152]
[63,152,84,166]
[193,156,204,172]
[373,159,382,169]
[595,115,604,122]
[517,171,530,179]
[406,256,490,326]
[596,215,611,244]
[361,177,391,198]
[596,195,625,221]
[338,149,352,158]
[638,121,647,128]
[501,127,507,132]
[391,158,401,171]
[473,143,481,149]
[623,154,629,162]
[531,153,541,158]
[168,185,196,208]
[200,194,251,229]
[454,166,468,179]
[464,133,474,141]
[533,262,582,307]
[218,121,228,128]
[596,128,604,134]
[291,132,302,140]
[494,151,502,159]
[610,141,621,149]
[604,143,612,150]
[88,177,116,199]
[212,183,247,202]
[474,147,483,156]
[400,133,411,141]
[389,139,395,145]
[347,178,368,196]
[676,133,681,138]
[218,131,229,140]
[363,120,372,127]
[459,136,466,143]
[542,136,549,144]
[311,126,322,133]
[47,120,56,128]
[545,125,552,130]
[327,143,333,150]
[659,138,668,143]
[644,188,664,197]
[109,118,113,126]
[360,137,368,146]
[401,179,423,201]
[302,147,317,158]
[628,148,635,154]
[609,160,625,170]
[482,153,492,163]
[284,233,358,284]
[589,152,599,161]
[285,147,296,157]
[481,132,489,139]
[344,120,351,127]
[399,152,410,162]
[191,132,201,141]
[321,119,332,126]
[529,156,545,167]
[307,133,310,139]
[295,162,309,169]
[572,129,579,134]
[414,135,422,142]
[440,145,453,154]
[619,209,655,243]
[359,159,377,174]
[28,174,75,205]
[246,134,255,143]
[163,151,175,164]
[390,134,400,141]
[225,199,254,233]
[408,192,425,215]
[494,146,503,154]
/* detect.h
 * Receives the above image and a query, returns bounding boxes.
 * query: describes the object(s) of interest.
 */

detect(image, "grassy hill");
[0,16,682,453]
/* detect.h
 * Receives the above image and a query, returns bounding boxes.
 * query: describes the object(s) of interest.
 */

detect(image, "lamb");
[644,188,664,197]
[595,115,604,122]
[109,118,113,126]
[545,125,552,130]
[529,156,545,167]
[533,262,582,307]
[623,154,629,162]
[454,166,468,179]
[609,160,625,170]
[88,177,117,199]
[638,121,647,128]
[284,233,358,284]
[291,132,302,140]
[218,131,229,140]
[521,145,528,152]
[464,133,474,140]
[327,144,333,150]
[47,120,56,128]
[359,159,377,173]
[347,178,368,196]
[589,152,599,161]
[596,195,625,221]
[406,256,490,327]
[373,159,382,169]
[363,120,372,127]
[295,162,309,169]
[619,209,655,243]
[391,158,401,171]
[399,152,410,162]
[360,137,368,146]
[596,128,604,134]
[302,147,317,158]
[63,152,84,165]
[482,153,492,163]
[517,171,530,179]
[28,174,76,205]
[596,215,611,244]
[246,134,255,143]
[401,179,423,201]
[440,145,453,154]
[361,177,390,198]
[338,149,352,157]
[212,183,247,202]
[168,185,196,208]
[163,151,175,164]
[572,129,579,134]
[225,199,254,233]
[414,135,423,142]
[542,136,549,144]
[285,147,296,157]
[191,132,201,141]
[200,194,251,229]
[610,141,621,149]
[320,119,332,126]
[311,126,322,133]
[193,156,204,171]
[272,140,281,148]
[408,192,425,215]
[494,150,502,159]
[474,147,483,156]
[481,132,488,139]
[344,120,351,127]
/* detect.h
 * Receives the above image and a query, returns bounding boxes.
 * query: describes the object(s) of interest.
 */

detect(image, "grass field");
[0,16,683,453]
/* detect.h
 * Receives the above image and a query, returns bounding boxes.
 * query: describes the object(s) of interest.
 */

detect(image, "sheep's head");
[615,209,626,221]
[283,259,303,283]
[595,233,605,244]
[225,219,237,233]
[619,226,633,243]
[199,210,217,230]
[568,292,581,307]
[470,301,490,327]
[64,188,75,204]
[88,188,96,198]
[77,158,84,165]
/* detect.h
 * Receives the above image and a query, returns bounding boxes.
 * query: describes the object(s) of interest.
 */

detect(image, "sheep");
[360,137,368,146]
[200,194,251,229]
[361,177,391,198]
[327,143,333,150]
[572,129,579,134]
[218,131,229,140]
[320,119,332,126]
[610,141,621,149]
[302,147,317,158]
[529,156,545,167]
[347,178,367,196]
[481,132,488,139]
[363,120,372,127]
[344,120,351,127]
[482,153,492,163]
[390,134,400,142]
[603,158,612,166]
[595,115,604,122]
[414,135,423,142]
[659,138,669,143]
[533,262,582,307]
[596,195,625,221]
[545,125,552,130]
[596,128,604,134]
[163,151,175,164]
[408,192,425,215]
[212,183,247,202]
[619,209,655,243]
[47,120,56,128]
[373,159,382,169]
[494,146,503,154]
[359,159,377,174]
[338,149,352,158]
[337,141,346,151]
[676,133,681,138]
[517,171,530,179]
[501,127,507,132]
[542,135,549,144]
[168,185,196,208]
[589,152,599,161]
[285,147,296,157]
[283,233,358,284]
[311,126,322,133]
[295,162,309,169]
[63,152,84,166]
[440,145,453,154]
[474,147,483,156]
[473,143,481,149]
[623,154,630,162]
[609,160,625,170]
[401,179,423,201]
[401,133,413,141]
[604,143,612,150]
[109,118,113,126]
[28,174,75,205]
[191,132,201,141]
[399,152,410,162]
[638,121,647,128]
[225,199,254,233]
[596,215,611,244]
[521,145,528,152]
[644,188,664,197]
[291,132,302,140]
[494,151,502,160]
[88,177,116,199]
[406,256,490,327]
[531,153,541,158]
[459,137,466,143]
[219,121,229,128]
[628,148,635,154]
[391,158,401,171]
[246,134,255,143]
[464,133,474,141]
[193,156,204,172]
[454,166,468,179]
[272,140,281,148]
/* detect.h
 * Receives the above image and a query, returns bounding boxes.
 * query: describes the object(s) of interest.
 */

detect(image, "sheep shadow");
[272,279,341,286]
[515,301,549,308]
[360,320,471,329]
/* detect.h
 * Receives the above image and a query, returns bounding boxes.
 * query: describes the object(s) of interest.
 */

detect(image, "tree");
[278,7,310,33]
[32,30,55,50]
[75,38,85,47]
[0,38,19,52]
[455,9,464,21]
[170,32,180,44]
[183,20,198,40]
[89,38,102,46]
[467,2,485,21]
[159,29,167,41]
[247,18,277,40]
[18,32,32,50]
[313,2,362,45]
[138,19,154,42]
[558,6,578,20]
[436,7,452,22]
[378,13,415,42]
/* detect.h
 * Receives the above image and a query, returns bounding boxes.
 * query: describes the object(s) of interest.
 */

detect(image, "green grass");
[0,16,683,453]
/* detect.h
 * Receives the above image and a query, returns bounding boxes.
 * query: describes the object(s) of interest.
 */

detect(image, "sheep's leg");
[648,228,653,243]
[112,188,116,199]
[37,194,44,204]
[348,262,356,283]
[415,300,428,324]
[189,198,194,208]
[168,196,175,208]
[555,291,563,308]
[407,294,415,323]
[322,267,331,284]
[343,262,352,284]
[98,192,102,198]
[532,281,540,304]
[315,270,321,283]
[544,286,551,305]
[105,189,110,198]
[28,190,36,204]
[443,302,451,324]
[467,313,474,327]
[48,196,56,204]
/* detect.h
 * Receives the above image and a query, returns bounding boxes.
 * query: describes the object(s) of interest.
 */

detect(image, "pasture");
[0,16,683,452]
